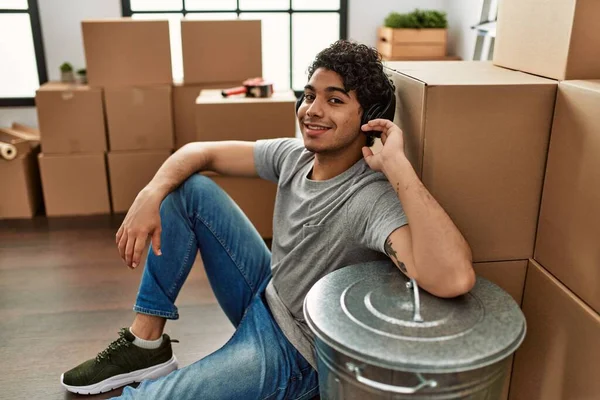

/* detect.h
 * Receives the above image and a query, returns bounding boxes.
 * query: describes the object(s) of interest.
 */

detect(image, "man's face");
[297,68,365,155]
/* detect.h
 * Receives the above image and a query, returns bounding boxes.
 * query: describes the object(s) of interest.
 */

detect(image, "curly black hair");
[307,40,394,146]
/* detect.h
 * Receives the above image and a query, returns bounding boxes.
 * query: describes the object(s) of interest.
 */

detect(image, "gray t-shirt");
[254,138,408,368]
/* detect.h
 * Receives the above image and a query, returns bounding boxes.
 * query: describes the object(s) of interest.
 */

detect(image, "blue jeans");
[114,174,319,400]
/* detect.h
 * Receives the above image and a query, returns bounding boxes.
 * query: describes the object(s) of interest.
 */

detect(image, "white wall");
[348,0,447,47]
[445,0,484,61]
[0,0,120,128]
[40,0,121,82]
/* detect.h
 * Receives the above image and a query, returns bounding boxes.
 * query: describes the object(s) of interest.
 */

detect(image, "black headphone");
[295,77,396,138]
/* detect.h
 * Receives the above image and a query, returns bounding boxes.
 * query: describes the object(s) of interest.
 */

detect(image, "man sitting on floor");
[61,40,475,399]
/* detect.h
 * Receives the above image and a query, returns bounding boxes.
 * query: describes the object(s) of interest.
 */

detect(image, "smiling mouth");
[304,123,332,132]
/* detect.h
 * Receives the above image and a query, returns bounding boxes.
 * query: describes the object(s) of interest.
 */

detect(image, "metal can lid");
[304,261,526,373]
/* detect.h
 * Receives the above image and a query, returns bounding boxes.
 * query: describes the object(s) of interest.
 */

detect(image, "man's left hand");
[361,119,407,174]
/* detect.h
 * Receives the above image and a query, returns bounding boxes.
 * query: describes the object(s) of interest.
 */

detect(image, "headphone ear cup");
[363,103,384,137]
[296,93,304,114]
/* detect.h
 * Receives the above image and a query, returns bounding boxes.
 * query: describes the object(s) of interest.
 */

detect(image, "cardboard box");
[474,259,528,400]
[535,80,600,314]
[473,260,527,306]
[82,19,172,87]
[38,153,110,217]
[173,81,241,149]
[195,90,296,142]
[105,86,174,151]
[202,172,276,238]
[384,61,557,262]
[35,83,107,154]
[108,151,170,213]
[182,20,262,84]
[493,0,600,80]
[0,148,42,219]
[377,27,447,59]
[509,260,600,400]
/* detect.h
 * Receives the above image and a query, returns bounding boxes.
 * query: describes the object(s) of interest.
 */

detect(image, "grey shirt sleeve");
[347,181,408,254]
[254,138,304,183]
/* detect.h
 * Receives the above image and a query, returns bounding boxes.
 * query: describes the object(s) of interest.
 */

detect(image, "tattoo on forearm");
[385,238,408,274]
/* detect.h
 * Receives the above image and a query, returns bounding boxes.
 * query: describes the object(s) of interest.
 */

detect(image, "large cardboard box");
[195,90,296,142]
[182,20,262,84]
[509,260,600,400]
[0,149,42,219]
[173,81,241,149]
[202,172,276,238]
[493,0,600,80]
[82,19,172,87]
[108,151,170,213]
[105,86,174,151]
[384,61,556,262]
[35,83,107,154]
[38,153,110,216]
[473,260,527,400]
[535,80,600,314]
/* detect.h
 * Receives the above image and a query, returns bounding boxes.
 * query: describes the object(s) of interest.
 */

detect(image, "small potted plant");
[378,9,448,60]
[60,62,75,83]
[76,68,87,84]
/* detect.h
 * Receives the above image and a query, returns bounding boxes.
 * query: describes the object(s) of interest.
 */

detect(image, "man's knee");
[163,174,224,215]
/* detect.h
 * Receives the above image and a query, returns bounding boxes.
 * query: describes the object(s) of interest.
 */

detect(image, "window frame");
[121,0,348,95]
[0,0,48,107]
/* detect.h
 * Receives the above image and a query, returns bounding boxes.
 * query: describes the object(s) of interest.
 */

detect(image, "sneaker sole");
[60,355,179,395]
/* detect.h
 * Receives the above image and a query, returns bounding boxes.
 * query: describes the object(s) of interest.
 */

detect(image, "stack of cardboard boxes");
[35,82,110,216]
[82,19,174,214]
[382,0,599,398]
[12,17,295,239]
[184,20,298,238]
[493,1,600,399]
[34,18,175,217]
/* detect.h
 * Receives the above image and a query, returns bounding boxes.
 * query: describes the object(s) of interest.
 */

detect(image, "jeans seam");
[261,386,285,400]
[167,232,196,299]
[193,212,256,293]
[291,385,320,400]
[133,305,178,319]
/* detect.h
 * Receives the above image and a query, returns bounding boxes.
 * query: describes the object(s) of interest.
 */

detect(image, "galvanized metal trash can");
[304,260,526,399]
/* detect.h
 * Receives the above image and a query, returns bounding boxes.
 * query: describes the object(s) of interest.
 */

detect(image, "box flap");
[37,82,99,92]
[560,79,600,94]
[384,61,557,86]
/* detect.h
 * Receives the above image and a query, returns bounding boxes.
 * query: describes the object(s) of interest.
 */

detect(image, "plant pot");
[61,71,75,83]
[76,74,88,84]
[377,27,447,59]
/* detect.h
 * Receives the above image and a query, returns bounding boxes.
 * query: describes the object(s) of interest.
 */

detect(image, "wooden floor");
[0,215,235,399]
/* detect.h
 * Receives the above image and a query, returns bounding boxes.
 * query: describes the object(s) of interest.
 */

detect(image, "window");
[121,0,348,93]
[0,0,47,107]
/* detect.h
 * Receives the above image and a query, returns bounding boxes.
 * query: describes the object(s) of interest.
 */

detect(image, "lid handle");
[406,278,424,322]
[346,363,437,394]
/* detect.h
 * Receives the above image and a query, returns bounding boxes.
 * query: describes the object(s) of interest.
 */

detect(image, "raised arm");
[362,120,475,298]
[147,140,258,199]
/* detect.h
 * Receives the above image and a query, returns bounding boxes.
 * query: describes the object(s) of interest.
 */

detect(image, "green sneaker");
[61,328,179,395]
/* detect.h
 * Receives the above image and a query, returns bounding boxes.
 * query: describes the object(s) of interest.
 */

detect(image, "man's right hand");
[115,187,163,269]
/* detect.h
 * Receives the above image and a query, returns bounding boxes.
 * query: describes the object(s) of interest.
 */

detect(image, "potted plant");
[60,62,75,83]
[76,68,87,84]
[378,9,448,60]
